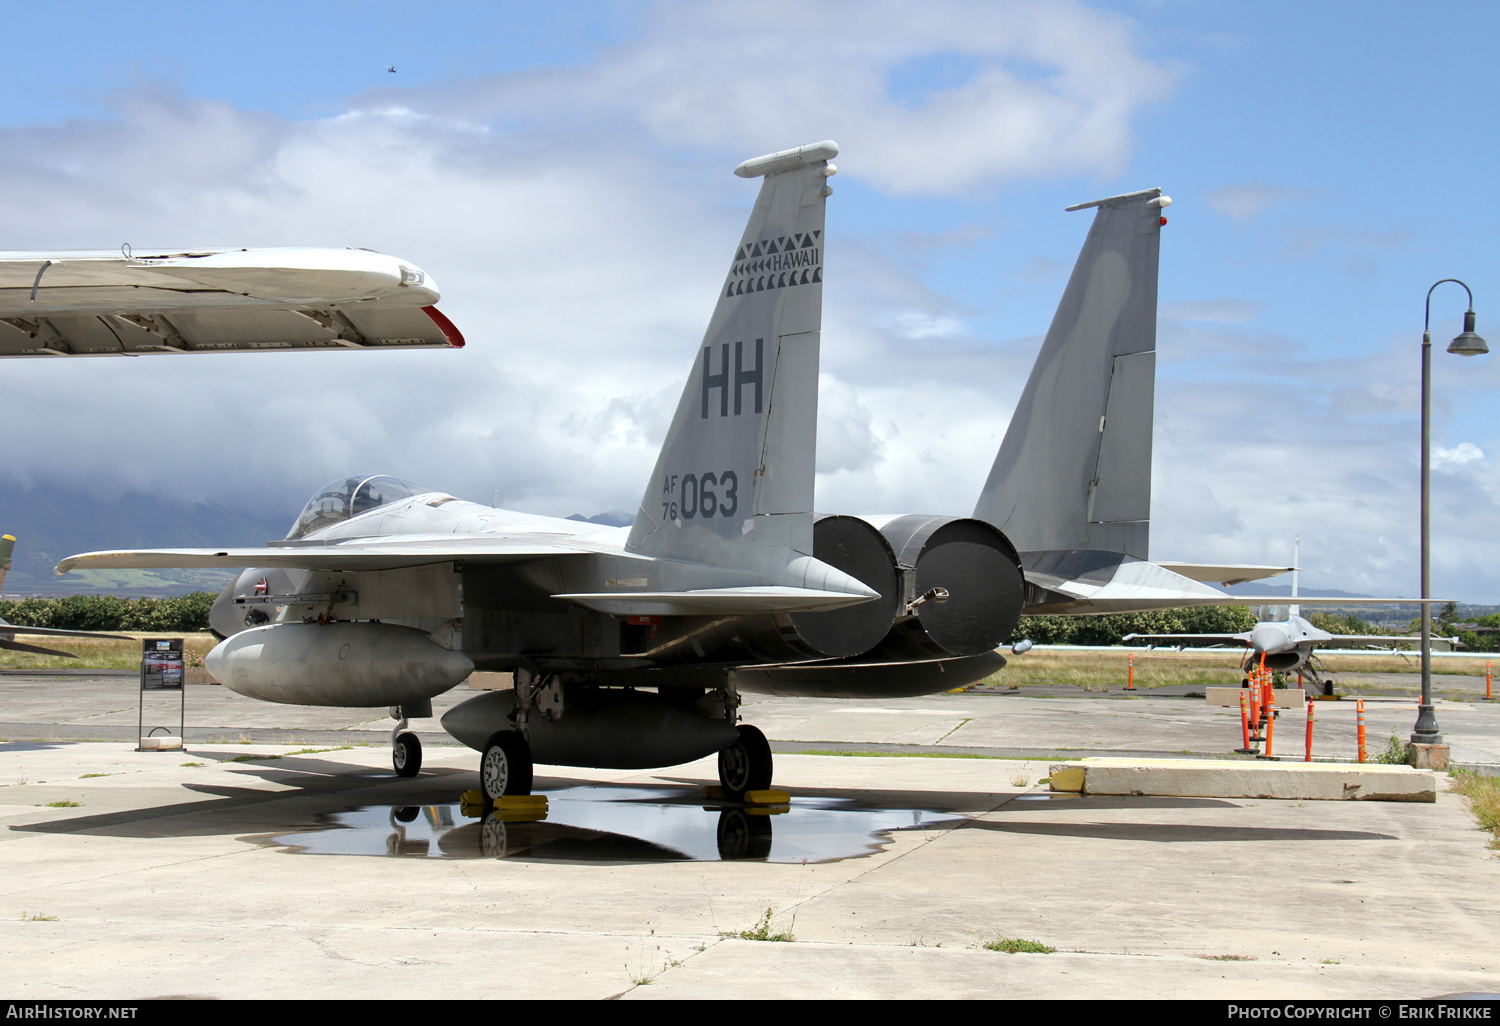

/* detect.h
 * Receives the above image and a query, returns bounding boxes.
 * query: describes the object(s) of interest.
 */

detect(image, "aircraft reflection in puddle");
[271,784,965,863]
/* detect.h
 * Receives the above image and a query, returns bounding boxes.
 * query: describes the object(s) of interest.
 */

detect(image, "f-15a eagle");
[0,535,118,657]
[58,141,1031,801]
[0,246,463,356]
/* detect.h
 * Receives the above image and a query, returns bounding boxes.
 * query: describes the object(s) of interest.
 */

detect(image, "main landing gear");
[480,730,534,800]
[717,723,773,801]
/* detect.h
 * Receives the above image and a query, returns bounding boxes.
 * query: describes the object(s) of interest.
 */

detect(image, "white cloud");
[1435,442,1484,466]
[1206,182,1322,222]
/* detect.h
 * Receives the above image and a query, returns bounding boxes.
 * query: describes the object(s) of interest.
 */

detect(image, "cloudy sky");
[2,0,1497,600]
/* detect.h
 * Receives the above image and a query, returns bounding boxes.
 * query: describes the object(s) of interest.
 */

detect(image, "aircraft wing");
[1121,632,1252,646]
[1324,634,1460,651]
[0,247,464,357]
[56,535,598,574]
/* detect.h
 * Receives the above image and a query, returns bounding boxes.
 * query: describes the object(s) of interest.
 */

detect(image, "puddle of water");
[269,784,965,863]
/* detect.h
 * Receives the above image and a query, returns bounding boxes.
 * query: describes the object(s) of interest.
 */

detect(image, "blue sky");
[1,0,1497,600]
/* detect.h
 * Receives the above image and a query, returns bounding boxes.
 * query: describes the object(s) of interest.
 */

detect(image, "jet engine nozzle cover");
[206,621,473,707]
[787,516,903,658]
[867,515,1025,658]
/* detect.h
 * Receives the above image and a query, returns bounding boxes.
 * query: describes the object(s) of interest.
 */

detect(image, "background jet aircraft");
[58,142,1031,802]
[1123,551,1456,694]
[0,247,463,356]
[0,535,118,657]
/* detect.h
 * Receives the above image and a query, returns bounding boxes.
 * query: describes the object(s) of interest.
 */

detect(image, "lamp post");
[1412,280,1488,755]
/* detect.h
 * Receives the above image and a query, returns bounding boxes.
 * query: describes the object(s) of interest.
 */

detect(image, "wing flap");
[556,587,875,616]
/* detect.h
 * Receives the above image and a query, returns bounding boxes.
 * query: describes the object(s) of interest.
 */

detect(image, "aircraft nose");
[1251,625,1292,654]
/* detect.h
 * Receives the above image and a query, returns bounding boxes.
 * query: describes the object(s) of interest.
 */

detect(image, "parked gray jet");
[1124,607,1456,695]
[57,142,1031,800]
[0,535,118,657]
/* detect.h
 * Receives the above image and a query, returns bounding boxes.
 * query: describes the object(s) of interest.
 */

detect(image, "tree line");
[0,593,215,632]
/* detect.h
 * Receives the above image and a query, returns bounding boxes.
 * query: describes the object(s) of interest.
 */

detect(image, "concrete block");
[137,736,183,751]
[1409,743,1449,771]
[1048,757,1435,802]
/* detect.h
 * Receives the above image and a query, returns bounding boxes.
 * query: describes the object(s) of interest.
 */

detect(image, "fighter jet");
[0,535,119,657]
[0,247,463,356]
[57,142,1030,801]
[1123,549,1457,694]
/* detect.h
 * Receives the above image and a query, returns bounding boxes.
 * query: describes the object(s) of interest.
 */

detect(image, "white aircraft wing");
[55,534,601,574]
[1121,632,1252,646]
[0,247,463,357]
[1325,634,1460,651]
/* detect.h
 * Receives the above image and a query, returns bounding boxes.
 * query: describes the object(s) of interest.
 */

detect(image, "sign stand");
[137,638,185,752]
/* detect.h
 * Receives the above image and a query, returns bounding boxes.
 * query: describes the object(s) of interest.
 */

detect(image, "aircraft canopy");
[287,476,430,540]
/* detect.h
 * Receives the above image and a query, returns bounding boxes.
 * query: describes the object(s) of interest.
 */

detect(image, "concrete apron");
[1050,758,1437,802]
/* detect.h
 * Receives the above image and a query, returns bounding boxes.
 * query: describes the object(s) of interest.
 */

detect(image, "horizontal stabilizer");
[555,585,877,616]
[1156,562,1294,586]
[0,248,463,357]
[0,619,120,642]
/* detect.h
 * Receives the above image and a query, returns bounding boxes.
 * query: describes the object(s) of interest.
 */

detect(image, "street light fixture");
[1413,279,1487,755]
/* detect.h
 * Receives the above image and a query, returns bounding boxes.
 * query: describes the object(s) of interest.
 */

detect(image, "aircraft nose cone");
[1251,625,1292,654]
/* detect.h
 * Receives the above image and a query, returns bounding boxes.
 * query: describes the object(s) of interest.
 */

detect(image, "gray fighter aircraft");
[0,535,119,657]
[57,142,1031,800]
[1123,608,1457,695]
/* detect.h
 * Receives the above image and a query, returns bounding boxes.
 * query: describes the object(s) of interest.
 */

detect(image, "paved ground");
[0,672,1497,1000]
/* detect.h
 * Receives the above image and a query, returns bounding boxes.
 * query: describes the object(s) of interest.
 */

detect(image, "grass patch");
[1451,771,1500,849]
[20,912,57,922]
[228,754,282,762]
[180,762,204,768]
[982,936,1055,954]
[79,773,110,779]
[43,800,81,808]
[723,907,794,942]
[1196,954,1257,961]
[286,746,354,756]
[0,632,218,671]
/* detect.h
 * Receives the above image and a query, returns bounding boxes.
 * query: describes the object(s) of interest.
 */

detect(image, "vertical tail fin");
[973,188,1166,560]
[626,142,837,578]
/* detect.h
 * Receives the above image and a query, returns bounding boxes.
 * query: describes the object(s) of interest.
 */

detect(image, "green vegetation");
[1008,606,1256,647]
[1374,730,1411,765]
[44,800,81,808]
[1450,772,1500,849]
[0,631,218,671]
[79,773,109,779]
[724,907,795,942]
[20,912,58,922]
[0,592,214,632]
[982,936,1055,953]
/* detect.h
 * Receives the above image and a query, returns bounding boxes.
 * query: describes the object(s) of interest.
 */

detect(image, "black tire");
[393,732,422,777]
[717,724,773,802]
[716,808,773,860]
[480,730,534,800]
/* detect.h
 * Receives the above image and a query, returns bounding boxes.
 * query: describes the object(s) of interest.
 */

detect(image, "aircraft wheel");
[393,732,422,777]
[480,730,534,800]
[716,808,773,860]
[718,724,773,802]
